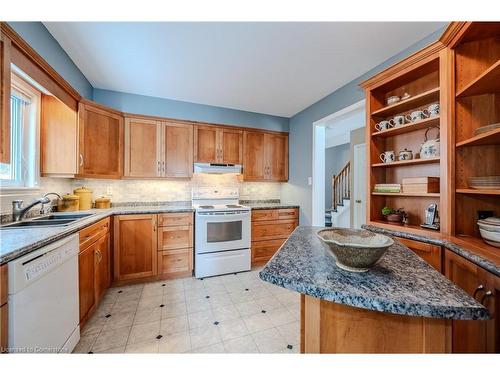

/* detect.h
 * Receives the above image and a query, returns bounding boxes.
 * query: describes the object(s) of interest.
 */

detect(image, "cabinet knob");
[473,284,485,299]
[79,154,84,167]
[355,199,362,203]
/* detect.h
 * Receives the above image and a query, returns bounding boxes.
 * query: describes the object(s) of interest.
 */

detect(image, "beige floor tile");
[125,339,160,353]
[223,335,259,353]
[158,331,191,353]
[137,295,163,311]
[186,297,211,313]
[218,318,249,341]
[73,334,97,353]
[208,293,233,308]
[128,321,161,345]
[211,304,240,322]
[102,312,135,331]
[92,326,131,352]
[133,307,162,325]
[93,302,115,318]
[161,301,187,319]
[163,291,185,304]
[266,307,295,326]
[111,299,139,314]
[276,321,300,346]
[229,291,254,304]
[189,326,221,349]
[191,342,225,353]
[242,313,273,333]
[81,316,106,336]
[255,296,283,311]
[98,345,126,353]
[188,310,215,330]
[161,314,189,335]
[252,327,288,353]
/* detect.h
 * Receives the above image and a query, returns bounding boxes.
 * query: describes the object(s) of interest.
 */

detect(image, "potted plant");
[381,206,406,223]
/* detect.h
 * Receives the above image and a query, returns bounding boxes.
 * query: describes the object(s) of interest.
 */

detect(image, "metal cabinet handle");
[162,161,165,173]
[157,161,161,175]
[481,291,493,305]
[473,284,485,299]
[79,154,84,166]
[355,199,362,203]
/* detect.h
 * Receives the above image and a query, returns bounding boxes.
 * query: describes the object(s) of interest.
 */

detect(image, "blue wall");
[8,22,93,99]
[94,88,289,132]
[282,27,446,225]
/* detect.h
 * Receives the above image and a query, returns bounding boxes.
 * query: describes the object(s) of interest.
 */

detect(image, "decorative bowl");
[316,228,394,272]
[478,228,500,248]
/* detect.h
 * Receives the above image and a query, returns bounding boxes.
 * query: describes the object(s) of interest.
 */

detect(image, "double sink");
[1,213,95,229]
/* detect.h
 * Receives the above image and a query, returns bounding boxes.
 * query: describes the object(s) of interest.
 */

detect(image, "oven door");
[195,211,250,254]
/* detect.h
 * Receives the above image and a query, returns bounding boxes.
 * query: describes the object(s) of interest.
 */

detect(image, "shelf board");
[372,192,440,197]
[372,157,440,168]
[456,127,500,147]
[371,88,440,118]
[456,188,500,195]
[369,220,442,237]
[371,116,440,138]
[456,60,500,98]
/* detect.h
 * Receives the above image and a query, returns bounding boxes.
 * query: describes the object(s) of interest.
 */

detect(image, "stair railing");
[332,161,350,212]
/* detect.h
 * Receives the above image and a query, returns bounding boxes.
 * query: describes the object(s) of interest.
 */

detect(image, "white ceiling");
[44,22,446,117]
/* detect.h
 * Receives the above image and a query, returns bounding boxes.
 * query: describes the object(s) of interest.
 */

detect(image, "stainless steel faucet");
[11,192,62,222]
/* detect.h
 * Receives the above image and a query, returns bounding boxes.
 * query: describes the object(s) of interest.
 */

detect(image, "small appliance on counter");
[421,203,440,230]
[95,196,111,209]
[57,193,79,212]
[74,186,93,210]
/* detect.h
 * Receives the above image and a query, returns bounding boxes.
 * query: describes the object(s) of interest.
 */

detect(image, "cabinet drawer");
[158,212,192,227]
[251,219,297,241]
[0,264,7,307]
[251,209,279,221]
[277,208,298,220]
[158,225,193,251]
[79,217,110,249]
[158,249,192,275]
[398,237,442,272]
[252,238,286,263]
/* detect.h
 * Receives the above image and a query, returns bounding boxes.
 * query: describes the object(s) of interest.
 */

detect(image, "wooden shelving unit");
[372,192,440,197]
[371,116,440,138]
[371,87,440,117]
[455,127,500,147]
[372,157,440,168]
[456,189,500,195]
[456,60,500,98]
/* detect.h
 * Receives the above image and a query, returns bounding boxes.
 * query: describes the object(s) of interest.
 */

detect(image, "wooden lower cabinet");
[114,214,157,281]
[251,208,298,265]
[158,249,192,276]
[397,237,442,272]
[78,218,111,324]
[445,249,499,353]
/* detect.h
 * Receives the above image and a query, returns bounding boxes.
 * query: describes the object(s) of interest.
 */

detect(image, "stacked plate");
[477,217,500,248]
[468,176,500,190]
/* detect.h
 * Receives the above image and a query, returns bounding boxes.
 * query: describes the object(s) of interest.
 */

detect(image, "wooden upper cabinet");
[124,117,161,178]
[41,95,78,176]
[194,125,243,164]
[243,131,288,181]
[195,125,218,163]
[0,33,11,164]
[163,121,193,178]
[114,214,158,281]
[78,101,124,179]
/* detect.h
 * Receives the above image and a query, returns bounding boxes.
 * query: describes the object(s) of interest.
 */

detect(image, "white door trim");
[353,143,366,229]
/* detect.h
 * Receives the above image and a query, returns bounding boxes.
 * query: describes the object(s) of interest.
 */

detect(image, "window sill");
[0,186,41,196]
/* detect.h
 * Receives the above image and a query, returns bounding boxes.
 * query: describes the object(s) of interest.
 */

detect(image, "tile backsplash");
[0,174,281,215]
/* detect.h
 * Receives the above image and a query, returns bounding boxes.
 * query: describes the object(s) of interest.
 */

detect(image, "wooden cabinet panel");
[251,209,279,222]
[277,208,299,220]
[124,117,161,177]
[41,94,77,176]
[243,131,266,180]
[78,102,124,178]
[95,233,111,302]
[164,121,193,177]
[0,304,7,353]
[445,250,498,353]
[265,133,288,181]
[252,238,286,264]
[158,225,192,251]
[398,237,442,272]
[158,249,192,276]
[0,264,6,307]
[221,129,243,164]
[78,242,96,322]
[114,214,157,281]
[0,33,11,164]
[79,217,110,249]
[194,126,218,163]
[252,219,297,241]
[158,212,192,227]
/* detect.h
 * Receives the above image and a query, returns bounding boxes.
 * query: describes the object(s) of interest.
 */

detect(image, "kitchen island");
[259,226,489,353]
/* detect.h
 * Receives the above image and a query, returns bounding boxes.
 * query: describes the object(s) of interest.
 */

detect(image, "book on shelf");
[373,183,401,193]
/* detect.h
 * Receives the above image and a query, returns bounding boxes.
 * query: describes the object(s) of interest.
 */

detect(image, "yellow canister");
[95,196,111,209]
[74,186,93,210]
[58,193,79,212]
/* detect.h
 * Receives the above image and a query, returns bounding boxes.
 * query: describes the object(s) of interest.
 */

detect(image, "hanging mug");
[427,103,440,117]
[379,151,395,163]
[390,115,405,127]
[375,120,393,132]
[405,110,429,123]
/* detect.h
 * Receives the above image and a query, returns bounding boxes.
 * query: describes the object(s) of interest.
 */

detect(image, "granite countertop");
[260,226,489,320]
[363,224,500,277]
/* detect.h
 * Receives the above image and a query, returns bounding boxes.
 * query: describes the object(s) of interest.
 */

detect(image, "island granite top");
[259,226,489,320]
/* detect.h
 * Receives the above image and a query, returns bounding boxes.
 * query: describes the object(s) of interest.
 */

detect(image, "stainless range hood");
[193,163,242,174]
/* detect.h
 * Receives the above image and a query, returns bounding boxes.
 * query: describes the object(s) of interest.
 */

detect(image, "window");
[0,74,40,189]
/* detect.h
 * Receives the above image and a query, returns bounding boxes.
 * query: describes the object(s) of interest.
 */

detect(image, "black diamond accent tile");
[105,314,112,318]
[88,351,93,354]
[287,345,293,350]
[245,288,249,291]
[234,273,237,275]
[261,310,266,314]
[162,284,166,287]
[117,290,123,294]
[156,335,163,340]
[160,304,165,307]
[200,278,204,280]
[205,295,210,299]
[213,321,219,325]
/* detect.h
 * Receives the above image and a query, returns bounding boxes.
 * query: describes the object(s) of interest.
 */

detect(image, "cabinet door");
[95,233,111,302]
[251,219,297,242]
[243,131,266,180]
[445,250,491,353]
[124,117,161,177]
[164,122,193,177]
[194,125,219,163]
[221,129,242,164]
[114,214,157,281]
[78,102,124,178]
[0,33,10,164]
[158,225,193,251]
[79,243,96,322]
[265,133,288,181]
[485,272,499,353]
[398,237,442,272]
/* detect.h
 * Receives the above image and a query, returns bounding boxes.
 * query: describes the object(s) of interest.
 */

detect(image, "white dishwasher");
[8,234,80,353]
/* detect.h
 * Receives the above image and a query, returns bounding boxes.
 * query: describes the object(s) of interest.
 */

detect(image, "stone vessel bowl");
[316,228,394,272]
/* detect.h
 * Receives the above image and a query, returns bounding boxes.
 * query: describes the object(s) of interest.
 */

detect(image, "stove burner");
[226,204,242,208]
[199,205,214,209]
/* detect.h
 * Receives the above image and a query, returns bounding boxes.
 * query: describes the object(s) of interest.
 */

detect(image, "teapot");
[420,127,440,159]
[398,148,413,161]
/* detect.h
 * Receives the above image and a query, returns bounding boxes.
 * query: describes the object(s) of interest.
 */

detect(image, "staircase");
[325,161,350,227]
